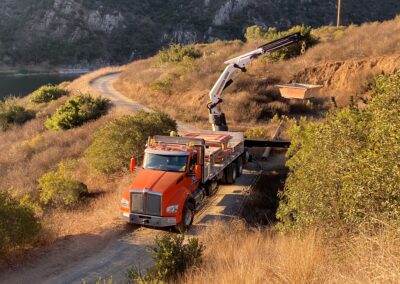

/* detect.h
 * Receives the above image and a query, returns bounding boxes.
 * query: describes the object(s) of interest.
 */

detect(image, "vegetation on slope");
[30,85,67,104]
[128,234,203,283]
[180,221,400,283]
[277,71,400,234]
[38,161,88,208]
[1,0,399,67]
[0,192,41,256]
[0,79,179,256]
[45,94,109,130]
[1,18,400,283]
[85,111,177,174]
[0,98,34,131]
[245,25,317,61]
[115,17,400,129]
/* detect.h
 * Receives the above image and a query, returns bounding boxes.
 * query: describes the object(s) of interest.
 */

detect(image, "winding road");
[0,73,265,284]
[91,73,195,133]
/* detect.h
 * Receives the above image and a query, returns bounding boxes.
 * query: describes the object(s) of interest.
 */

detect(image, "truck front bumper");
[121,212,177,227]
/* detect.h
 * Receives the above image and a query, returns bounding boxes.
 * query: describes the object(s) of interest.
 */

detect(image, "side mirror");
[130,158,137,173]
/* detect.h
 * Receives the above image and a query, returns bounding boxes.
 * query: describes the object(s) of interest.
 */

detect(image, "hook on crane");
[300,41,307,54]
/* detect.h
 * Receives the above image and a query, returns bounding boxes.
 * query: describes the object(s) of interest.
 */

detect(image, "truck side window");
[189,154,197,172]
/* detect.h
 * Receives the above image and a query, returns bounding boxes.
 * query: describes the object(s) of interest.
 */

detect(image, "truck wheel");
[236,157,243,177]
[175,202,194,233]
[225,163,237,184]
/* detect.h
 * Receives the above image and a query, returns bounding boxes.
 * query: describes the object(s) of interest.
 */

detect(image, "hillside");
[115,17,400,129]
[0,13,400,282]
[1,0,400,68]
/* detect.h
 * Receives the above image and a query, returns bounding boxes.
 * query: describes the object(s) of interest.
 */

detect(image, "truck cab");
[120,131,245,231]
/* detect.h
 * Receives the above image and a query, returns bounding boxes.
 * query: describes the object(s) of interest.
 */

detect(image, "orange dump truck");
[120,131,246,231]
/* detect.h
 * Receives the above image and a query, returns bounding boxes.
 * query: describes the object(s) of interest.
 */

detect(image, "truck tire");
[225,163,237,184]
[175,202,194,233]
[236,157,243,177]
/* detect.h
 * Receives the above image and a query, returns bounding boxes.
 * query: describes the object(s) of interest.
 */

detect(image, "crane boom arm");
[208,32,304,131]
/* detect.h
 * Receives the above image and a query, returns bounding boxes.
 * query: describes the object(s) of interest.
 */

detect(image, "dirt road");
[91,73,195,133]
[0,73,280,284]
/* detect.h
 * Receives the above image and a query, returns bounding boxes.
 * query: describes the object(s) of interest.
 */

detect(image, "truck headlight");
[120,198,129,208]
[166,204,179,213]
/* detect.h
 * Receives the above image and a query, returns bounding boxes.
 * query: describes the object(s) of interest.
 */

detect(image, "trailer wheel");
[225,163,237,184]
[175,202,194,233]
[236,157,243,177]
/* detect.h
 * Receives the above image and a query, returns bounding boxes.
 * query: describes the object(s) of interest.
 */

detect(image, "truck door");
[188,154,201,191]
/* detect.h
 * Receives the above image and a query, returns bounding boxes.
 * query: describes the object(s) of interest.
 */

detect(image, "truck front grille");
[131,191,162,216]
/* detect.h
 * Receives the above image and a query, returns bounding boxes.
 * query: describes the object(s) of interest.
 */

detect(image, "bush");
[127,234,203,283]
[277,71,400,234]
[38,162,88,207]
[245,25,317,61]
[372,71,400,95]
[245,127,269,139]
[0,192,41,255]
[30,85,67,104]
[311,26,347,42]
[85,111,177,174]
[149,73,176,94]
[157,44,202,65]
[45,94,109,130]
[0,98,34,131]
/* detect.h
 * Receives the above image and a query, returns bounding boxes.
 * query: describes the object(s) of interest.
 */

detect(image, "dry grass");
[182,221,400,284]
[115,17,400,128]
[0,66,130,246]
[184,221,328,284]
[42,173,132,238]
[0,113,112,195]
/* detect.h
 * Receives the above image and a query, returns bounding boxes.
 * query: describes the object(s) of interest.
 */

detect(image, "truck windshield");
[143,153,188,172]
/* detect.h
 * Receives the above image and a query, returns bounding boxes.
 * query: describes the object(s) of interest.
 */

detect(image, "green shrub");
[149,73,176,94]
[0,98,35,131]
[245,127,269,139]
[127,234,203,283]
[85,111,177,174]
[45,94,109,130]
[38,162,88,207]
[372,70,400,95]
[245,25,317,61]
[157,44,202,65]
[311,26,347,42]
[277,71,400,234]
[0,192,41,255]
[30,85,67,104]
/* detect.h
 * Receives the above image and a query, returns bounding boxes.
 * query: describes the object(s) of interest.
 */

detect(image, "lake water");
[0,73,83,99]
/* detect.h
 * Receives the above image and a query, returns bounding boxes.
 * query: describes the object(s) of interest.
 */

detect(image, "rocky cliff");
[0,0,399,67]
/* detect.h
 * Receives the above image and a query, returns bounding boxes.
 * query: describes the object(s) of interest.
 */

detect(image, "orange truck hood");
[130,169,184,193]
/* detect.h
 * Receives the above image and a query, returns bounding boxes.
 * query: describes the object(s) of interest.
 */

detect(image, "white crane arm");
[208,32,304,131]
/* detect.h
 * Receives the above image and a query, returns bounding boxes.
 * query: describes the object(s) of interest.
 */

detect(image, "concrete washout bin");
[276,83,323,99]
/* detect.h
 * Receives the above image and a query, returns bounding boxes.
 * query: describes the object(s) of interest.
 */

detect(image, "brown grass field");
[181,221,400,284]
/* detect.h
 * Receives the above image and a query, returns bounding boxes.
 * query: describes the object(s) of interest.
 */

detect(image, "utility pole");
[337,0,342,27]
